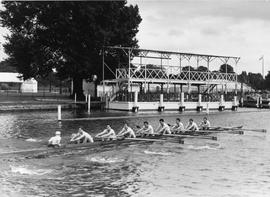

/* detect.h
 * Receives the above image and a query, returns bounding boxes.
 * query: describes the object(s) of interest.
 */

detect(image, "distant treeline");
[238,71,270,91]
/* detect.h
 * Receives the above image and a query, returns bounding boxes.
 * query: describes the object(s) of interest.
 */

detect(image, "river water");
[0,109,270,197]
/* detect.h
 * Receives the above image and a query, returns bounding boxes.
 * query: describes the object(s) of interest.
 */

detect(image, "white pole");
[181,92,185,106]
[134,91,138,107]
[58,105,61,121]
[234,96,237,106]
[262,56,265,79]
[206,102,209,114]
[160,94,164,107]
[88,94,91,113]
[102,49,105,97]
[220,94,224,106]
[74,93,77,104]
[198,94,202,106]
[128,49,131,93]
[85,94,87,103]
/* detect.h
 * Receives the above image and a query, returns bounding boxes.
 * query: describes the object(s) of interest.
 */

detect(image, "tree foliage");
[264,71,270,90]
[197,66,208,72]
[182,66,195,71]
[238,71,248,84]
[0,1,142,97]
[219,64,234,73]
[238,71,264,90]
[247,72,264,90]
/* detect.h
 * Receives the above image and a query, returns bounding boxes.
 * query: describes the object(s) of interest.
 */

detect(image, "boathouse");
[0,72,38,93]
[101,47,240,112]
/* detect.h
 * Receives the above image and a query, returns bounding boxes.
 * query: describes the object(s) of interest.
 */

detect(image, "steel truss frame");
[102,46,240,94]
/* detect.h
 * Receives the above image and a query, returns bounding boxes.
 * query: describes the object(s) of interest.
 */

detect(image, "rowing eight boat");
[0,135,185,157]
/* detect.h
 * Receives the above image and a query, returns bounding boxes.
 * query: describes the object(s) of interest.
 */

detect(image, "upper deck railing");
[116,66,237,82]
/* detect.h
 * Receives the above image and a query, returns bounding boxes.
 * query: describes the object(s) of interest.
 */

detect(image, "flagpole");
[262,56,264,79]
[260,55,264,78]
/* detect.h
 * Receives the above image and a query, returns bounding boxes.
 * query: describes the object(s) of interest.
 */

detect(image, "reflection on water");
[0,109,270,196]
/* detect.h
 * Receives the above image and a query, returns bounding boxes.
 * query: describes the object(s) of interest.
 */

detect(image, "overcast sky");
[129,0,270,75]
[0,1,269,75]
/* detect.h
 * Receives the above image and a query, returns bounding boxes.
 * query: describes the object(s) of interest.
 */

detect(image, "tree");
[248,72,264,90]
[238,71,248,84]
[0,1,142,99]
[182,66,195,72]
[197,66,208,72]
[219,64,234,73]
[264,71,270,90]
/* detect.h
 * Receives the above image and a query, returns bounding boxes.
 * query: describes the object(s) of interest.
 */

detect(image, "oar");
[241,128,267,133]
[208,126,243,131]
[196,130,244,135]
[125,137,175,143]
[164,133,217,140]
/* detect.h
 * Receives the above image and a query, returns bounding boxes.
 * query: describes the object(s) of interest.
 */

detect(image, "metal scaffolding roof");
[104,46,240,63]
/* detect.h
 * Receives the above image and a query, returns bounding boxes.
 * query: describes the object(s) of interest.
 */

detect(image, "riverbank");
[0,93,107,112]
[0,96,74,112]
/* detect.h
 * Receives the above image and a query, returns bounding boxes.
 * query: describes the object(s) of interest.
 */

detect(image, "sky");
[0,0,269,75]
[129,0,270,75]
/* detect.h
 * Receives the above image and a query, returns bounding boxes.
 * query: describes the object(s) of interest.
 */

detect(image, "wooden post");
[259,96,262,108]
[158,93,164,111]
[198,94,202,106]
[206,102,210,114]
[88,94,91,113]
[181,92,185,105]
[234,96,237,106]
[134,91,138,107]
[220,94,224,106]
[160,94,164,107]
[58,105,61,121]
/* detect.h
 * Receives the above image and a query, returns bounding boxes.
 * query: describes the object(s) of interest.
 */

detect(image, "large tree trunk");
[72,75,85,100]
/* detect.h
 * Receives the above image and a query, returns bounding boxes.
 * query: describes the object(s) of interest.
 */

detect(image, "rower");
[70,127,94,144]
[48,131,61,147]
[171,118,184,134]
[137,121,154,136]
[156,119,171,134]
[185,119,199,132]
[117,123,136,138]
[95,125,116,140]
[200,117,211,130]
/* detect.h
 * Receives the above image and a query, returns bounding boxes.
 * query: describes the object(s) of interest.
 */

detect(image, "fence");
[116,67,237,82]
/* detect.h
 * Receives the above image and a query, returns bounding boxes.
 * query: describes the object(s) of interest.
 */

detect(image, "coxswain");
[117,123,136,138]
[185,119,199,132]
[48,131,61,147]
[171,118,184,134]
[95,125,116,140]
[137,121,154,136]
[70,127,94,144]
[156,119,171,134]
[200,117,211,130]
